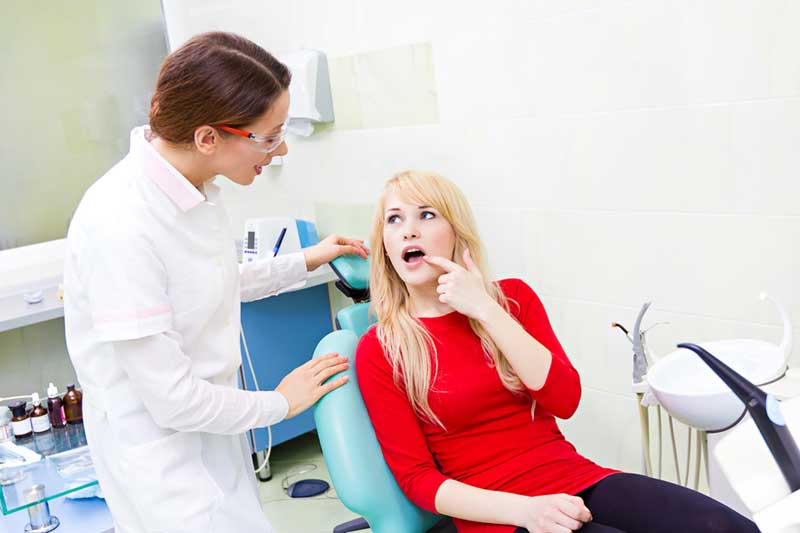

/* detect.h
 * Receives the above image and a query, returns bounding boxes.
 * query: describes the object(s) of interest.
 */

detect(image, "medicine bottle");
[63,384,83,424]
[47,383,66,428]
[9,400,32,438]
[30,393,51,433]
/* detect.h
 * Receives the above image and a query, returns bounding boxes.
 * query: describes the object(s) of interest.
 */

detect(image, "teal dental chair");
[312,255,455,533]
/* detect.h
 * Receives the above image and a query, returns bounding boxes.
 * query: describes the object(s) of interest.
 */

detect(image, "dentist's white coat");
[64,126,307,533]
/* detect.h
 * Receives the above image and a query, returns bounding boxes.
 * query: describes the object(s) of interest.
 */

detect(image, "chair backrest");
[312,255,442,532]
[336,302,372,339]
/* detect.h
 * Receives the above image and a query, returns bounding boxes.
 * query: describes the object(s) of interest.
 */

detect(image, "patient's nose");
[403,228,419,240]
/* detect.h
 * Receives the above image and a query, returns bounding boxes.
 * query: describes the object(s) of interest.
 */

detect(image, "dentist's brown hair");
[149,32,290,145]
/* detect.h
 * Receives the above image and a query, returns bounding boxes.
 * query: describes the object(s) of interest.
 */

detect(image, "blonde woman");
[355,171,759,533]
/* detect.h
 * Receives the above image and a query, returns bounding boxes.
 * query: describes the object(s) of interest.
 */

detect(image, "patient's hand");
[423,249,498,322]
[516,494,592,533]
[276,353,350,419]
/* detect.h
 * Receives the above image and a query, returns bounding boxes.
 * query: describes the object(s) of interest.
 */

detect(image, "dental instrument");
[631,302,652,387]
[615,303,699,487]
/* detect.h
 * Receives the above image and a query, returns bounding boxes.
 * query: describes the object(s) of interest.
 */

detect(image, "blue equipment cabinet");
[239,280,334,449]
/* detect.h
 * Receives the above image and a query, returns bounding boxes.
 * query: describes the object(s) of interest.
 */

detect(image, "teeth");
[403,248,424,262]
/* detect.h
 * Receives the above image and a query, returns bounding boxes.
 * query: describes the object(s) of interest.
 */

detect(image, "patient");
[355,170,759,533]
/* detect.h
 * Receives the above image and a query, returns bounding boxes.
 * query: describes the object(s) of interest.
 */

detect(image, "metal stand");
[23,484,60,533]
[252,449,271,482]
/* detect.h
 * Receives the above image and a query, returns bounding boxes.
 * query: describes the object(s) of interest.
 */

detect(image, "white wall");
[161,0,800,486]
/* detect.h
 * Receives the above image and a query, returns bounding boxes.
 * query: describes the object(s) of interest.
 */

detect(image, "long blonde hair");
[369,170,523,428]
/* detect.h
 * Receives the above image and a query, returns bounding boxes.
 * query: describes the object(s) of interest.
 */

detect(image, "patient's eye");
[387,214,401,224]
[420,211,435,220]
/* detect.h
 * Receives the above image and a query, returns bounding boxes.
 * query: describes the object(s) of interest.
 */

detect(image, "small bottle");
[9,400,32,438]
[30,393,51,433]
[63,384,83,424]
[46,383,66,428]
[0,405,12,442]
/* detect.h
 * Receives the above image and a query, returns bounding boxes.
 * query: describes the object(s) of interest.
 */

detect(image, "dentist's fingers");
[337,243,368,258]
[277,354,350,418]
[308,352,342,370]
[318,375,349,398]
[340,239,369,256]
[327,235,369,256]
[316,362,350,383]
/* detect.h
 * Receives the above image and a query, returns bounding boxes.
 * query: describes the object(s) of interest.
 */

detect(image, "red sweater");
[356,278,618,533]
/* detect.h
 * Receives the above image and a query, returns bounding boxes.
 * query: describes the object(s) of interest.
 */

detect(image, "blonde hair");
[369,170,523,428]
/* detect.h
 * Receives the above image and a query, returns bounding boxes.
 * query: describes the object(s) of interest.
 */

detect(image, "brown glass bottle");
[9,400,32,438]
[63,384,83,424]
[47,382,66,428]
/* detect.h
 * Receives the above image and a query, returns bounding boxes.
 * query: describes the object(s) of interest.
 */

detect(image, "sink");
[645,295,792,432]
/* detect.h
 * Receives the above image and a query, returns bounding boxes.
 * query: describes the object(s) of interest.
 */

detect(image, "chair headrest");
[330,253,370,303]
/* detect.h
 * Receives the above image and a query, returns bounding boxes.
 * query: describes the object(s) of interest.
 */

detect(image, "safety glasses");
[215,122,288,154]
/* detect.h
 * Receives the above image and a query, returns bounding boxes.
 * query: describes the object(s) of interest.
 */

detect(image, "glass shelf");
[0,423,99,515]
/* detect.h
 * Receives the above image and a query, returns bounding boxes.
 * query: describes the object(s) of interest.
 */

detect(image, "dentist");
[63,32,367,533]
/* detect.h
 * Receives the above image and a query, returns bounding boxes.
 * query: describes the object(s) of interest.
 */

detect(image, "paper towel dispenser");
[277,49,335,137]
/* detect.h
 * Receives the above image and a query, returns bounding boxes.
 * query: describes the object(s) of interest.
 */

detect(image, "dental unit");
[614,293,796,492]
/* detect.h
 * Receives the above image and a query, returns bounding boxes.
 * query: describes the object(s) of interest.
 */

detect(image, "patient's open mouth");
[402,246,426,264]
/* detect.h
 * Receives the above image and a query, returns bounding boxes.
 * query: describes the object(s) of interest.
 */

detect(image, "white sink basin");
[647,339,787,431]
[645,294,792,432]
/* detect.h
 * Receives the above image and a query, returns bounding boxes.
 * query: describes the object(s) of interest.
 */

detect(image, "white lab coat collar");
[129,126,215,212]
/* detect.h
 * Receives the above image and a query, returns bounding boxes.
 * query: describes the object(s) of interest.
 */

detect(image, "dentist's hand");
[423,249,498,322]
[276,353,349,419]
[516,494,592,533]
[303,234,369,272]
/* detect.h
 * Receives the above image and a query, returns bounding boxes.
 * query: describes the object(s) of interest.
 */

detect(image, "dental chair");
[312,254,455,533]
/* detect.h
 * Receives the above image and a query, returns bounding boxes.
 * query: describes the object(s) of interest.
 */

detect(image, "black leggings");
[514,473,760,533]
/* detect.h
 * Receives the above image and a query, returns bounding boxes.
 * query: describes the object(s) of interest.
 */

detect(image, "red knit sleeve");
[355,329,451,512]
[499,278,582,419]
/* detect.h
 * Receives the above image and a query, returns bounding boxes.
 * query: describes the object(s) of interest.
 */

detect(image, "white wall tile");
[681,0,780,104]
[473,207,526,280]
[522,210,800,325]
[287,0,360,56]
[522,1,692,114]
[766,2,800,98]
[729,100,800,216]
[559,388,642,473]
[560,107,734,213]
